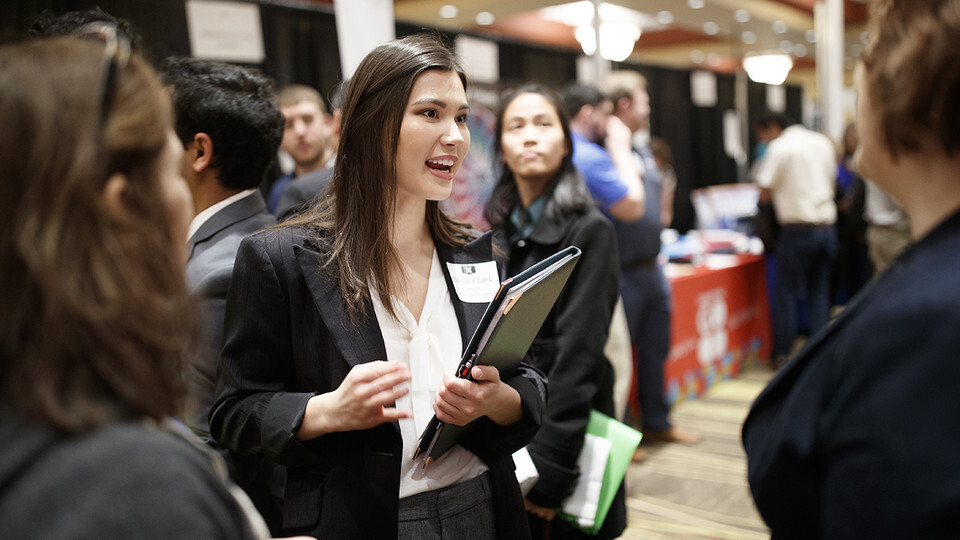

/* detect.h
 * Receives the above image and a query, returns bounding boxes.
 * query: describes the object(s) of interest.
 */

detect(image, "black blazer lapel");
[293,243,387,369]
[290,234,495,372]
[437,235,498,352]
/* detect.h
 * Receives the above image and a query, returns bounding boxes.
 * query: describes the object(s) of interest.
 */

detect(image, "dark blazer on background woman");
[210,227,546,539]
[492,169,625,538]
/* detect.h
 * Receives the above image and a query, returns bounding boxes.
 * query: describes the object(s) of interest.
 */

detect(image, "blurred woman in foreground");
[743,1,960,537]
[0,35,266,538]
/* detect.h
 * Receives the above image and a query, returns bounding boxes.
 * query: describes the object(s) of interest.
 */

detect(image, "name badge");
[446,261,500,303]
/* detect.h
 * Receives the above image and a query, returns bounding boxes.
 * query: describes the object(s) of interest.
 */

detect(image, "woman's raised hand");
[297,361,412,440]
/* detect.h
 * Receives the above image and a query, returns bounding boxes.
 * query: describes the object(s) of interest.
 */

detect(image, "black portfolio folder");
[413,245,581,465]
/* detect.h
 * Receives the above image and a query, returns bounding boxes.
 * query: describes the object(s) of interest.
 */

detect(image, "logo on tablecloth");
[695,288,728,367]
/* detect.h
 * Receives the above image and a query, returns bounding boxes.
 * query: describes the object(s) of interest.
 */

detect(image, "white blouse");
[369,249,488,499]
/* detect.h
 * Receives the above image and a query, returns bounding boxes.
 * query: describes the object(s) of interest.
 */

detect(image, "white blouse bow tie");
[408,326,446,435]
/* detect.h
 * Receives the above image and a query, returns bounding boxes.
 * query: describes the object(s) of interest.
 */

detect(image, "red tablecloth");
[663,253,772,404]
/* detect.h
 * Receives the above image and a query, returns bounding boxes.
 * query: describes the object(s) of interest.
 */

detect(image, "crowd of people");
[2,0,960,538]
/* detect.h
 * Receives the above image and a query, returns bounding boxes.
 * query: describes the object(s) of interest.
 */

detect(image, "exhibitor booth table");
[662,253,772,404]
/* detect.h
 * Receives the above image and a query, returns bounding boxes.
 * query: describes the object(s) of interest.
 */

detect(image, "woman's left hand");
[433,365,522,427]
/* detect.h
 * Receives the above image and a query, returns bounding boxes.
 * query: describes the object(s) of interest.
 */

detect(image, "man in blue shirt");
[564,77,698,447]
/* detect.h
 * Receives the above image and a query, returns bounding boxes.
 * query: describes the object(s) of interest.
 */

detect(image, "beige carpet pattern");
[620,370,774,539]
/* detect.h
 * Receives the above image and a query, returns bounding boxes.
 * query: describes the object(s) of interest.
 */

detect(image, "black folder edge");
[414,245,582,466]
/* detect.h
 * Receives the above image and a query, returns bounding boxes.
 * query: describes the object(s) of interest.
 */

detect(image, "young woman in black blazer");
[486,84,625,539]
[210,34,546,539]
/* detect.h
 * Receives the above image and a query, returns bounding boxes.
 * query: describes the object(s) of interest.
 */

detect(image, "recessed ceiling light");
[656,10,674,25]
[439,5,458,19]
[743,52,793,85]
[703,21,719,35]
[794,44,808,57]
[475,11,494,25]
[688,0,705,9]
[780,40,793,53]
[773,20,787,34]
[690,49,705,64]
[734,9,750,23]
[742,30,757,45]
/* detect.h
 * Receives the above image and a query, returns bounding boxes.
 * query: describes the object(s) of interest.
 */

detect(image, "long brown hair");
[0,38,199,432]
[286,33,475,322]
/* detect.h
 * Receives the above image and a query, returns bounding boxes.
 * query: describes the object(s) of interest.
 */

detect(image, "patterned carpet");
[620,370,774,539]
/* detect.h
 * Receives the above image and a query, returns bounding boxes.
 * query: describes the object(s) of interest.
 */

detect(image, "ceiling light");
[541,2,650,61]
[688,0,705,9]
[703,21,719,35]
[475,11,494,25]
[742,30,757,45]
[656,10,674,25]
[690,49,705,64]
[779,40,794,53]
[743,51,794,85]
[734,9,750,23]
[772,20,787,34]
[575,22,641,61]
[793,43,808,57]
[574,26,596,55]
[439,5,458,19]
[541,2,657,29]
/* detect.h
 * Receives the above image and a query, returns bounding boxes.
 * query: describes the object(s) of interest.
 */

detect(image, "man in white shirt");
[754,112,838,367]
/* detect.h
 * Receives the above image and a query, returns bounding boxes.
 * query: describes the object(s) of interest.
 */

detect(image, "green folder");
[559,410,643,534]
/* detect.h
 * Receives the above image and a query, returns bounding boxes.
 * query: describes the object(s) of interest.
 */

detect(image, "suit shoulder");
[14,423,228,508]
[7,424,252,538]
[457,230,495,259]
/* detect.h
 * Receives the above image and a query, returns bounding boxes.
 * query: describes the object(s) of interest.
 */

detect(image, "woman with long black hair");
[486,84,625,539]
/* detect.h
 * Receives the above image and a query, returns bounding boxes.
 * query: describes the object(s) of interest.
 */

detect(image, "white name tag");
[446,261,500,303]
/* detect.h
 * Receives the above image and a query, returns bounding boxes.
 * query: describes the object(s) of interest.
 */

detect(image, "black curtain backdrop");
[2,0,803,233]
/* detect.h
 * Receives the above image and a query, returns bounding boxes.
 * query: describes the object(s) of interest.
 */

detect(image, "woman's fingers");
[337,361,412,429]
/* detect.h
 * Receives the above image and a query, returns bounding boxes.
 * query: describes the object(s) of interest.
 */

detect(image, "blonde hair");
[279,83,327,114]
[599,70,648,106]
